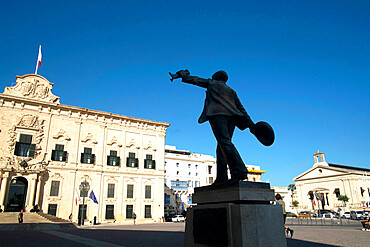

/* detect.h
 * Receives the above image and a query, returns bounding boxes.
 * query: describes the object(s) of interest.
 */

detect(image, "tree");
[288,184,296,192]
[292,200,299,207]
[337,195,349,206]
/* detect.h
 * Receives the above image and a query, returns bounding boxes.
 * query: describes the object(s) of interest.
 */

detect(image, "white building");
[271,187,294,213]
[164,145,266,215]
[293,151,370,213]
[0,74,170,224]
[164,145,216,215]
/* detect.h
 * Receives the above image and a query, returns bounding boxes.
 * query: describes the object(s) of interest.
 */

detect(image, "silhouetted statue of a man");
[171,70,255,185]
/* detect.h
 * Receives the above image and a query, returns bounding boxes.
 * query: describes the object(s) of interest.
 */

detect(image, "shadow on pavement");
[287,238,341,247]
[63,229,184,247]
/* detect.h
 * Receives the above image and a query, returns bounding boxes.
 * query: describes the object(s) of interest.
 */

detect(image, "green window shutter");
[29,144,36,157]
[51,150,56,161]
[62,151,67,161]
[91,154,95,164]
[14,142,20,156]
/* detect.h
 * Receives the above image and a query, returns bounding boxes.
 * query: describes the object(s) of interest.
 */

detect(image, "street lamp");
[79,179,90,225]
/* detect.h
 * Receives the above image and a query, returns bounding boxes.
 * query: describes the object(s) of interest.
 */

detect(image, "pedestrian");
[69,213,73,222]
[275,194,294,237]
[18,209,24,223]
[133,212,137,225]
[0,205,3,213]
[361,216,370,231]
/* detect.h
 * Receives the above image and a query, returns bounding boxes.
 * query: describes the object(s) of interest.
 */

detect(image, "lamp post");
[78,179,90,226]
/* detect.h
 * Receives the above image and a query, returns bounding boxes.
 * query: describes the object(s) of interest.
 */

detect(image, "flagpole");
[35,45,42,74]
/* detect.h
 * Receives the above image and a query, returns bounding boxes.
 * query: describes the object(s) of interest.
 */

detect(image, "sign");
[363,205,366,209]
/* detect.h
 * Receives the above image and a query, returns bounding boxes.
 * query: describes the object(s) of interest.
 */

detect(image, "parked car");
[341,211,351,219]
[286,212,297,217]
[350,211,364,220]
[297,211,314,217]
[171,215,185,222]
[317,210,337,218]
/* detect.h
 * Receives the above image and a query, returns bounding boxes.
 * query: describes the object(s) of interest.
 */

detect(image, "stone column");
[26,175,37,211]
[34,175,43,207]
[0,173,10,210]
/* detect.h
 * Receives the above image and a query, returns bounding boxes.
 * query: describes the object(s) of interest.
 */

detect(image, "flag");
[74,188,79,206]
[35,45,42,74]
[313,199,316,206]
[89,190,98,204]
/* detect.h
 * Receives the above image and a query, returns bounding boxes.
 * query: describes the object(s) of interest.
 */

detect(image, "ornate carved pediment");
[107,136,122,147]
[126,139,140,149]
[81,133,97,144]
[3,74,60,103]
[52,129,71,141]
[143,141,157,151]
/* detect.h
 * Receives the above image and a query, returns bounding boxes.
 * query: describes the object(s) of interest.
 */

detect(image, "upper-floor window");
[145,185,151,199]
[81,147,95,164]
[188,164,191,168]
[144,154,156,169]
[126,152,138,168]
[176,163,179,167]
[208,166,212,174]
[127,184,134,198]
[50,181,60,197]
[15,134,35,157]
[195,164,198,169]
[107,183,115,198]
[107,150,120,166]
[51,144,67,162]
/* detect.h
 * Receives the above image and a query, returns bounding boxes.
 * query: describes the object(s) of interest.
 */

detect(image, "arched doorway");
[6,177,28,212]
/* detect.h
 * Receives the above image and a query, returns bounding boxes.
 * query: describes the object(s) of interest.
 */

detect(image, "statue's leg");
[213,144,228,184]
[209,116,248,180]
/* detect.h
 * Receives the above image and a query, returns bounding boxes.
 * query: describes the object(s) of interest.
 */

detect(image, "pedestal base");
[185,182,287,247]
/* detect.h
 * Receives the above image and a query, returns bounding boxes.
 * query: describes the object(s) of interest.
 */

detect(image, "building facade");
[164,145,266,215]
[0,74,170,223]
[293,151,370,213]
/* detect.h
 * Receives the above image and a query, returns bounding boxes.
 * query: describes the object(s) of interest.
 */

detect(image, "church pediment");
[3,74,60,103]
[294,166,350,181]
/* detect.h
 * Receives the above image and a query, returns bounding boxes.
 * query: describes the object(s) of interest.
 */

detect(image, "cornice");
[0,93,170,129]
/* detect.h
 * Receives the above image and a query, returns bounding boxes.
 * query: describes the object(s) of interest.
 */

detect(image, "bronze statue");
[170,69,274,185]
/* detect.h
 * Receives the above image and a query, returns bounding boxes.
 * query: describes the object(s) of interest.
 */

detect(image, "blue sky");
[1,1,369,186]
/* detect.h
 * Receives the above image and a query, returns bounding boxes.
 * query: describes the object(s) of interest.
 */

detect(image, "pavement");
[0,222,369,246]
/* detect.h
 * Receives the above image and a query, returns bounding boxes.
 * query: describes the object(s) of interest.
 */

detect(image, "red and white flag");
[74,188,79,206]
[35,45,42,74]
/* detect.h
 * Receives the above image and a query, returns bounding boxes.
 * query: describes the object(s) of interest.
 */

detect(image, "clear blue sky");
[1,1,369,186]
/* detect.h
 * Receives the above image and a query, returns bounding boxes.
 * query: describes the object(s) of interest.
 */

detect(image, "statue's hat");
[251,121,275,146]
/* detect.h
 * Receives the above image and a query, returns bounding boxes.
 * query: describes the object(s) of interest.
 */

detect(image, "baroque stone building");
[0,74,170,223]
[293,151,370,212]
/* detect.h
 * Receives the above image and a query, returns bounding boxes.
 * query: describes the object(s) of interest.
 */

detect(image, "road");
[0,222,369,247]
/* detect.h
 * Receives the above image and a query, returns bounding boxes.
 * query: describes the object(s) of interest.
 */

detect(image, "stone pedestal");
[184,182,287,247]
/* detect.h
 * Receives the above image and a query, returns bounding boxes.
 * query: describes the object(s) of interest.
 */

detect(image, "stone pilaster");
[0,173,10,210]
[34,175,43,207]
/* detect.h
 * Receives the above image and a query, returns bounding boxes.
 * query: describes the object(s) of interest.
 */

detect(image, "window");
[48,204,57,216]
[107,184,115,198]
[144,205,151,218]
[195,165,198,169]
[176,163,179,167]
[14,134,35,157]
[176,171,179,175]
[126,152,138,168]
[209,177,214,184]
[105,205,114,219]
[127,184,134,198]
[145,185,151,199]
[126,205,133,219]
[195,181,199,187]
[107,150,120,166]
[208,166,212,174]
[81,147,95,164]
[51,144,67,162]
[188,172,191,176]
[50,181,60,197]
[196,173,198,176]
[144,154,156,169]
[188,164,191,168]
